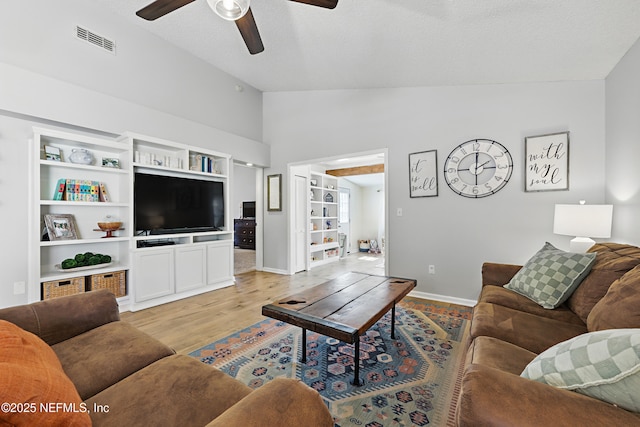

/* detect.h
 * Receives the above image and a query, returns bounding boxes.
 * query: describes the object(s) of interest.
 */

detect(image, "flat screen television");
[134,172,224,234]
[242,201,256,218]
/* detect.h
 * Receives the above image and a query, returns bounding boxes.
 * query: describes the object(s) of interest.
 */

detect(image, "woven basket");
[42,276,85,300]
[89,270,126,297]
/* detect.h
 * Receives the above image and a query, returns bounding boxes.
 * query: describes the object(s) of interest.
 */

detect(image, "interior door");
[338,187,350,255]
[294,175,308,272]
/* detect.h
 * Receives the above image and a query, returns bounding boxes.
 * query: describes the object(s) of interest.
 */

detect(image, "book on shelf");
[99,183,110,202]
[64,179,101,202]
[52,179,66,200]
[191,153,217,174]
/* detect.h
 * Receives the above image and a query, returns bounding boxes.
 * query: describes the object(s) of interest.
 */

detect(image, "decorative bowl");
[97,221,123,231]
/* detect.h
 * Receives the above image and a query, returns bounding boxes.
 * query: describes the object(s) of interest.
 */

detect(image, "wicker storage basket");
[42,276,85,300]
[89,270,126,297]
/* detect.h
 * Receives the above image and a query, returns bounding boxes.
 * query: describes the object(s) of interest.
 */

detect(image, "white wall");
[360,187,385,246]
[0,0,262,143]
[605,38,640,245]
[263,82,606,300]
[233,165,257,219]
[337,178,363,253]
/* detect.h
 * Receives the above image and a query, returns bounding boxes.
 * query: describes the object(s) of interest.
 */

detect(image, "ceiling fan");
[136,0,338,55]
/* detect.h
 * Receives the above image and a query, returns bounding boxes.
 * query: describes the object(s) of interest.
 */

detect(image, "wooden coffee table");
[261,272,416,386]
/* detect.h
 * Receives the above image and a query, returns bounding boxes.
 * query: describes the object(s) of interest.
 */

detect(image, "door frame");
[230,162,264,272]
[287,149,388,276]
[338,186,350,256]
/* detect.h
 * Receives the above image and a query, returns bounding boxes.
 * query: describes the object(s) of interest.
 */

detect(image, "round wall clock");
[444,139,513,198]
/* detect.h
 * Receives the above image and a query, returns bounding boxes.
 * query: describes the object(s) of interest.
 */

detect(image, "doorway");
[287,150,388,275]
[232,162,263,275]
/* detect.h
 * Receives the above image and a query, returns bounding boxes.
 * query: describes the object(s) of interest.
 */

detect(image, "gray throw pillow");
[504,242,596,309]
[521,328,640,412]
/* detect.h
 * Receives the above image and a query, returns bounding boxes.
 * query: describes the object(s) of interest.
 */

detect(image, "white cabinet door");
[133,248,174,302]
[207,241,233,285]
[175,245,206,292]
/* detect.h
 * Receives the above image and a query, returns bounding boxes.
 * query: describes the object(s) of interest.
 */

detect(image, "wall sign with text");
[524,131,569,192]
[409,150,438,197]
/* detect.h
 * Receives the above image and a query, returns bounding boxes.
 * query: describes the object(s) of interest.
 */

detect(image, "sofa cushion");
[53,321,175,400]
[85,354,253,427]
[504,242,596,309]
[479,286,584,325]
[457,364,640,427]
[471,302,588,353]
[521,328,640,412]
[465,335,537,375]
[0,289,120,346]
[206,378,334,427]
[587,263,640,331]
[0,320,91,426]
[567,243,640,323]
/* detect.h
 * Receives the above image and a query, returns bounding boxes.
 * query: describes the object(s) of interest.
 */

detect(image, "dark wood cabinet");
[234,219,256,249]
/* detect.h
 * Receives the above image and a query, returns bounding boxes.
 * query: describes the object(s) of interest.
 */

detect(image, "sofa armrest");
[0,289,119,346]
[481,262,522,288]
[205,378,333,427]
[457,365,640,427]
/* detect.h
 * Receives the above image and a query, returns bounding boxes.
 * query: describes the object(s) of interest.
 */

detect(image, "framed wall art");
[267,174,282,211]
[44,214,79,241]
[524,131,569,192]
[409,150,438,197]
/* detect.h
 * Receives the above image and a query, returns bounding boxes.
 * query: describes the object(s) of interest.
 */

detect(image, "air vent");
[75,25,116,54]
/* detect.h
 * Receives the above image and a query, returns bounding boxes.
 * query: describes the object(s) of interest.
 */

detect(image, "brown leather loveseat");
[0,289,333,426]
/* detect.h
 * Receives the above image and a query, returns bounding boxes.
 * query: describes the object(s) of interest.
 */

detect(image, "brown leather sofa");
[0,289,333,427]
[456,243,640,426]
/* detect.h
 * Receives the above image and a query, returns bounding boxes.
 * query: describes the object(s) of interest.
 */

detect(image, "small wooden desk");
[261,272,416,385]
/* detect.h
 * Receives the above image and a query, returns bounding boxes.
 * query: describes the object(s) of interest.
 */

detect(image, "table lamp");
[553,202,613,252]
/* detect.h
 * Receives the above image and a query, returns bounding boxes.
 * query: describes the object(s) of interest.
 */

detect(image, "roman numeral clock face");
[444,139,513,198]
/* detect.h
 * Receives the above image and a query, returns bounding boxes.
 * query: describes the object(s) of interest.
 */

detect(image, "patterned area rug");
[190,298,472,426]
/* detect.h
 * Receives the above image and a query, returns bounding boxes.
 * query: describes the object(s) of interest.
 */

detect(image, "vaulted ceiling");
[94,0,640,92]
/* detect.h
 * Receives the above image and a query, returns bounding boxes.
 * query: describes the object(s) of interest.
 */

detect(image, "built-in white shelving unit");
[121,132,234,311]
[28,128,235,311]
[29,127,131,304]
[309,172,340,268]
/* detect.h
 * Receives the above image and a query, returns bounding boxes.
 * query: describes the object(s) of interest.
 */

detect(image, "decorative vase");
[69,148,94,165]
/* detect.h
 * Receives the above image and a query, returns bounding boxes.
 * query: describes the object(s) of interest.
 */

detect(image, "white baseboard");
[408,290,477,307]
[126,280,235,312]
[260,267,291,275]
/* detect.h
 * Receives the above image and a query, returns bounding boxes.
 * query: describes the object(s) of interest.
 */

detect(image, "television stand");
[137,240,176,248]
[149,227,219,235]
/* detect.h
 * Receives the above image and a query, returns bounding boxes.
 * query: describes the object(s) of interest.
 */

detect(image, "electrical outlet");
[13,281,26,294]
[428,265,435,275]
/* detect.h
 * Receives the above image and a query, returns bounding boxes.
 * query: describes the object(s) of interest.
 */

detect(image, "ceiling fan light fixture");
[208,0,250,21]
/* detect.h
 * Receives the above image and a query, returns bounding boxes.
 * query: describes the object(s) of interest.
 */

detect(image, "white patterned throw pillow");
[521,329,640,412]
[504,242,596,309]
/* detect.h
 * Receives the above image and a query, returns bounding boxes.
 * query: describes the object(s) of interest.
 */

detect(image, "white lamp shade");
[553,204,613,238]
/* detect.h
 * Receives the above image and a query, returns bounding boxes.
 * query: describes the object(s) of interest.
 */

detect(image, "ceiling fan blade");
[289,0,338,9]
[236,8,264,55]
[136,0,196,21]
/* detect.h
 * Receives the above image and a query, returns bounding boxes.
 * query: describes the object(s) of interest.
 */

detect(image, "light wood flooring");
[121,252,389,354]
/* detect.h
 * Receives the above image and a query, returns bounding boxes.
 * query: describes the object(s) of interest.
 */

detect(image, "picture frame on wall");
[409,150,438,197]
[267,174,282,211]
[43,214,79,241]
[524,131,569,192]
